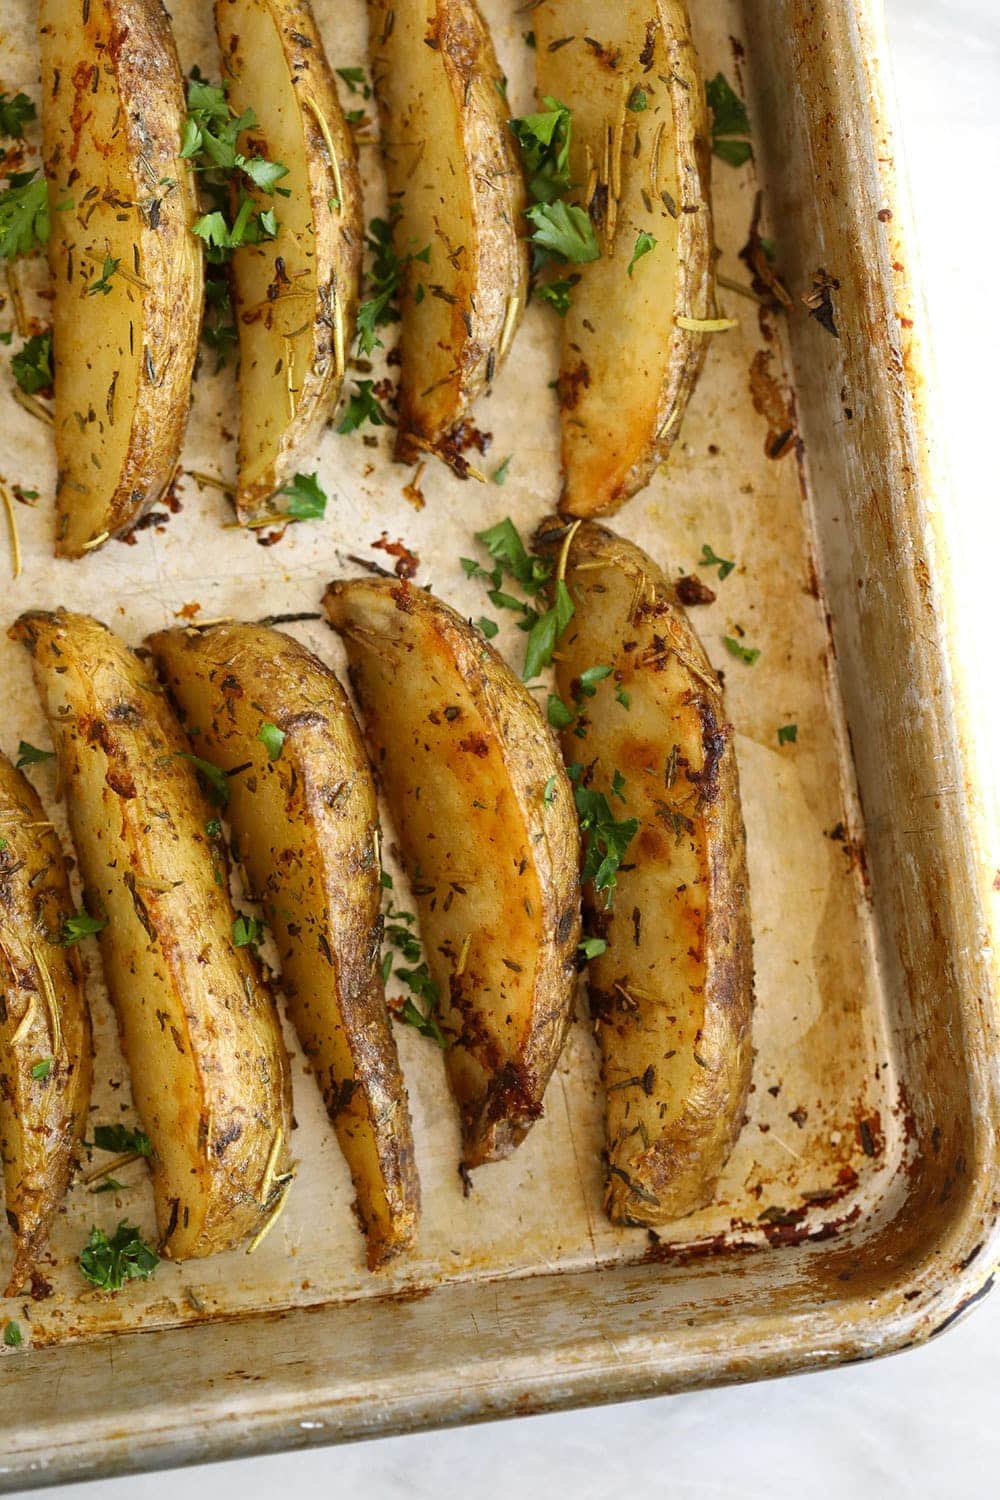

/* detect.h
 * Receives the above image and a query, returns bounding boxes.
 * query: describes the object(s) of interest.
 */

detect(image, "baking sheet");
[0,0,897,1349]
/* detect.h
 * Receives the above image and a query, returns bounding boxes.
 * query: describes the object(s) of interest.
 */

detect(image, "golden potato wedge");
[0,753,92,1296]
[39,0,202,557]
[367,0,529,468]
[534,0,714,516]
[215,0,364,521]
[148,623,419,1268]
[11,611,292,1259]
[324,578,580,1166]
[538,519,753,1224]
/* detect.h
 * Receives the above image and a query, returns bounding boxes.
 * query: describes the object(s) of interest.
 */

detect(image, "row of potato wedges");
[0,521,753,1291]
[26,0,714,555]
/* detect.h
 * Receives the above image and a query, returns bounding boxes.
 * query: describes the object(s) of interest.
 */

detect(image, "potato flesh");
[0,756,92,1296]
[39,0,202,556]
[368,0,528,464]
[217,0,363,519]
[548,523,753,1223]
[534,0,713,515]
[325,579,580,1166]
[149,623,419,1267]
[13,612,292,1259]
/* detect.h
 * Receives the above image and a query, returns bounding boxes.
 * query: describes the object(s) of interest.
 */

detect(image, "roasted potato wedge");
[534,0,714,516]
[148,622,419,1268]
[324,578,580,1166]
[11,611,292,1259]
[538,519,753,1224]
[0,754,92,1296]
[39,0,202,557]
[216,0,364,522]
[367,0,529,468]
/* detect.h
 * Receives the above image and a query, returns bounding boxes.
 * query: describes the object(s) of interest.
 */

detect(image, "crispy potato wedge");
[538,519,753,1224]
[11,611,292,1259]
[367,0,529,468]
[39,0,202,557]
[324,578,580,1166]
[149,623,419,1268]
[0,754,92,1296]
[534,0,714,516]
[216,0,364,521]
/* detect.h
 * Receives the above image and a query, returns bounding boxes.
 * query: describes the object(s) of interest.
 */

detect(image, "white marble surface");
[17,2,1000,1495]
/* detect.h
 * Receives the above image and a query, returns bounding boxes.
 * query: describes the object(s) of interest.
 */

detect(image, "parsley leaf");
[575,664,612,699]
[509,98,572,204]
[79,1221,158,1292]
[547,694,575,729]
[578,936,607,959]
[257,721,285,760]
[474,517,551,595]
[523,579,573,681]
[383,903,447,1047]
[338,379,388,434]
[706,73,752,167]
[15,739,53,769]
[492,455,512,486]
[3,1319,22,1347]
[777,723,798,745]
[11,330,53,394]
[279,470,327,519]
[91,1124,153,1156]
[232,913,264,948]
[177,750,231,807]
[627,232,657,277]
[62,912,107,945]
[476,616,499,640]
[525,200,600,265]
[573,780,639,905]
[626,86,647,113]
[200,270,238,368]
[534,276,578,316]
[355,213,430,356]
[542,774,558,805]
[85,255,119,296]
[31,1058,53,1080]
[722,634,760,666]
[0,172,49,260]
[700,544,735,580]
[510,97,600,305]
[335,66,371,98]
[205,818,223,839]
[93,1177,126,1195]
[0,92,36,140]
[182,74,287,263]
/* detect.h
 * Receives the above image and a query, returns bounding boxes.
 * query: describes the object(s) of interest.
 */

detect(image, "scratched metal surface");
[0,0,996,1486]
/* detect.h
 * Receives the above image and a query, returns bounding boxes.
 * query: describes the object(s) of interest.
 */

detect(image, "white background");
[18,2,1000,1496]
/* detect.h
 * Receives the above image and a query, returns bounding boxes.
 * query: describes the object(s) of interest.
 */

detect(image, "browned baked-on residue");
[558,361,591,411]
[371,532,419,580]
[675,574,716,607]
[749,349,797,459]
[433,0,481,84]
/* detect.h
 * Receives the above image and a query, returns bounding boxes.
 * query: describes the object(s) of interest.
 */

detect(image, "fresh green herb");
[191,199,277,257]
[3,1320,22,1348]
[578,936,608,959]
[572,776,639,905]
[523,580,573,681]
[0,837,7,850]
[627,232,656,277]
[14,739,53,769]
[0,331,10,345]
[79,1221,158,1292]
[0,171,49,260]
[338,379,388,434]
[474,517,551,596]
[232,913,265,948]
[86,255,120,296]
[547,694,575,729]
[534,275,578,316]
[706,73,752,167]
[700,543,735,580]
[468,518,574,681]
[495,75,508,102]
[356,213,431,356]
[542,774,557,805]
[0,93,36,140]
[576,664,612,699]
[181,74,287,263]
[200,270,237,369]
[509,98,573,204]
[279,471,327,520]
[626,86,647,112]
[476,616,499,640]
[525,200,600,265]
[11,330,53,394]
[205,818,222,839]
[335,66,371,98]
[492,455,512,486]
[62,911,107,945]
[91,1124,153,1157]
[257,721,285,760]
[722,634,760,666]
[380,870,394,890]
[777,723,798,745]
[615,687,631,709]
[178,750,231,807]
[344,107,366,126]
[383,905,447,1047]
[30,1058,52,1081]
[93,1177,126,1195]
[510,97,600,302]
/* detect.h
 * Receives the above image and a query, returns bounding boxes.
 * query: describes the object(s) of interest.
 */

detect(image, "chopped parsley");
[510,98,599,306]
[547,694,575,729]
[205,818,222,839]
[383,902,446,1047]
[3,1320,22,1348]
[93,1177,126,1195]
[14,739,53,769]
[626,86,647,113]
[467,518,574,682]
[177,750,230,807]
[700,543,736,580]
[356,212,430,356]
[338,379,388,434]
[0,93,36,140]
[722,634,760,666]
[578,936,608,960]
[181,74,287,263]
[542,774,558,805]
[30,1058,53,1081]
[232,913,265,948]
[569,766,639,906]
[91,1124,153,1157]
[200,270,238,369]
[533,275,578,316]
[0,171,50,260]
[257,721,285,760]
[85,255,119,296]
[627,232,657,277]
[492,455,512,486]
[576,664,612,698]
[335,67,371,98]
[526,199,600,265]
[777,723,798,745]
[79,1221,158,1292]
[476,616,499,640]
[615,687,631,709]
[11,330,53,394]
[706,73,752,167]
[62,911,107,945]
[278,470,327,520]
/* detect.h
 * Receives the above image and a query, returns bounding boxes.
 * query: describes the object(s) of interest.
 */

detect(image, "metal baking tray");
[1,0,997,1487]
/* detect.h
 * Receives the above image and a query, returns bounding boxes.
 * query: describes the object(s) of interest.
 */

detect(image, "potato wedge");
[538,519,753,1224]
[324,578,580,1166]
[367,0,529,468]
[148,623,419,1267]
[215,0,364,521]
[534,0,714,516]
[39,0,202,557]
[11,611,292,1259]
[0,754,92,1296]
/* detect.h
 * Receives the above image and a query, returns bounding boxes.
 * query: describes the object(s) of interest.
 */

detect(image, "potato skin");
[0,755,93,1296]
[324,578,580,1166]
[11,611,292,1259]
[534,0,713,516]
[538,520,753,1224]
[39,0,202,557]
[149,623,419,1268]
[216,0,364,521]
[368,0,529,468]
